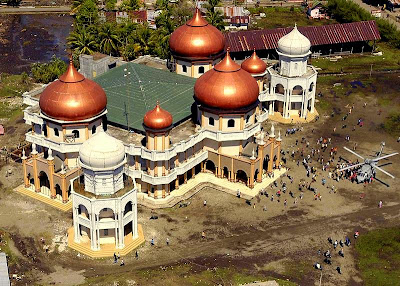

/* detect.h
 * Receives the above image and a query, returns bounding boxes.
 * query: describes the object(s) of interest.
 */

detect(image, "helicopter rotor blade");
[377,162,392,168]
[343,147,364,160]
[374,177,390,188]
[375,166,395,179]
[338,162,364,172]
[373,152,399,162]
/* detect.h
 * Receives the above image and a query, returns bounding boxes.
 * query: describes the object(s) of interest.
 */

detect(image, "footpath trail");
[0,6,70,14]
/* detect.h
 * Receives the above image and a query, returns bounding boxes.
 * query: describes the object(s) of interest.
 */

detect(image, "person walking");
[203,200,207,207]
[120,259,125,266]
[201,231,206,239]
[135,250,139,260]
[166,237,170,246]
[379,200,383,208]
[113,252,118,264]
[151,238,155,246]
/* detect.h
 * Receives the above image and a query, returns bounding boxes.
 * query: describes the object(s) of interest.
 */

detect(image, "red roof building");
[225,20,381,54]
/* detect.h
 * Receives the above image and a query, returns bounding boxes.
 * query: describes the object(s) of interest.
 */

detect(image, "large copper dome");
[143,102,173,130]
[241,49,267,74]
[169,8,225,60]
[194,50,259,110]
[39,60,107,121]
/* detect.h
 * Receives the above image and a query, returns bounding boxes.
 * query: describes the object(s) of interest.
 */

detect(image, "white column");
[90,212,97,250]
[96,215,100,250]
[114,212,118,248]
[133,200,138,238]
[73,206,80,243]
[119,210,124,248]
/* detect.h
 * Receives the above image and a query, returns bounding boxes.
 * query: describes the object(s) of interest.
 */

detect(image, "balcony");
[125,150,208,185]
[25,132,81,153]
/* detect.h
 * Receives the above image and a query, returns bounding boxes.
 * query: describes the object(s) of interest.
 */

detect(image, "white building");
[260,25,318,120]
[71,131,138,251]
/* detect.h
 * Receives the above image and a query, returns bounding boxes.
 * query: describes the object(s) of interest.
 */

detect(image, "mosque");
[19,9,318,255]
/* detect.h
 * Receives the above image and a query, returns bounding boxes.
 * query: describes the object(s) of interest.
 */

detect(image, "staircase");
[14,184,72,212]
[67,225,145,258]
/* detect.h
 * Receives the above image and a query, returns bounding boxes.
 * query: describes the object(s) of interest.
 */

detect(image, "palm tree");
[206,10,225,31]
[67,27,97,55]
[99,23,121,55]
[134,24,153,55]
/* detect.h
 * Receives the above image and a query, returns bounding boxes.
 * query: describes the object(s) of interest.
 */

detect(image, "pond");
[0,13,73,74]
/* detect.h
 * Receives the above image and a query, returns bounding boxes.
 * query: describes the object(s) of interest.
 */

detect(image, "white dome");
[277,25,311,56]
[79,131,126,170]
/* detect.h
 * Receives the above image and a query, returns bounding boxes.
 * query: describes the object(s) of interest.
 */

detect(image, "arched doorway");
[124,222,133,237]
[263,155,270,172]
[78,204,90,219]
[223,167,229,179]
[254,169,259,182]
[236,170,248,185]
[55,184,62,201]
[205,160,216,173]
[38,171,50,195]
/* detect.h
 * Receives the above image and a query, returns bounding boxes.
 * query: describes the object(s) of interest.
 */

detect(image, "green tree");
[206,9,225,31]
[105,0,117,11]
[120,0,141,11]
[76,0,99,25]
[134,24,153,55]
[99,23,121,55]
[30,56,67,84]
[120,42,141,60]
[67,26,98,55]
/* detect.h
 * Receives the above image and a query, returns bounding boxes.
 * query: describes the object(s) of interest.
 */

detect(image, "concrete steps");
[14,184,72,212]
[67,225,145,258]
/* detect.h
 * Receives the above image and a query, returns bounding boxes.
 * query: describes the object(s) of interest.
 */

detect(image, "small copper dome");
[39,60,107,121]
[241,49,267,74]
[143,102,173,130]
[194,50,259,110]
[169,8,225,60]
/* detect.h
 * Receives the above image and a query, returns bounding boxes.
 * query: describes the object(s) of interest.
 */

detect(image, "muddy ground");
[0,74,399,285]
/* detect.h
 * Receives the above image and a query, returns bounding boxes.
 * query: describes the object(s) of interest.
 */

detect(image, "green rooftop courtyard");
[94,63,196,132]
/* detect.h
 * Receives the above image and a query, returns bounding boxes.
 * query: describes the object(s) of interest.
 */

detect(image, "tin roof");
[94,63,196,132]
[225,20,381,53]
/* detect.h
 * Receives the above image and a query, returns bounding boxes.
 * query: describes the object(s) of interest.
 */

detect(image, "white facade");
[260,25,318,119]
[72,130,138,251]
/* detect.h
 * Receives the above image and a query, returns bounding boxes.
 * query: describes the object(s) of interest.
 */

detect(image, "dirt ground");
[0,76,399,285]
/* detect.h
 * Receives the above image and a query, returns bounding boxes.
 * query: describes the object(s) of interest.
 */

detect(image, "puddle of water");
[0,13,73,74]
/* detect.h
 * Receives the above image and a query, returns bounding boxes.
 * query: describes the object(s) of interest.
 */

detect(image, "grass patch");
[283,260,312,281]
[0,229,19,266]
[382,112,400,136]
[0,73,33,98]
[312,43,400,74]
[355,227,400,286]
[83,265,297,286]
[249,7,336,29]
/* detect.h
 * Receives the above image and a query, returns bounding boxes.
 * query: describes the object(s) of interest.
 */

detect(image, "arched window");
[54,128,59,137]
[228,119,235,128]
[292,85,303,95]
[208,117,215,126]
[42,124,47,137]
[72,130,80,138]
[198,66,205,74]
[92,125,96,134]
[309,82,314,92]
[182,65,187,73]
[275,84,285,95]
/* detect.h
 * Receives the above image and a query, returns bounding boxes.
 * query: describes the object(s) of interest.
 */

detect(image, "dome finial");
[294,22,297,28]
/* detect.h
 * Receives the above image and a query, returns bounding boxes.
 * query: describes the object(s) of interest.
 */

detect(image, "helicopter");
[339,142,398,185]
